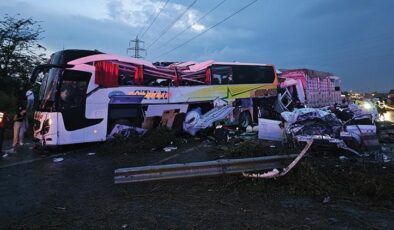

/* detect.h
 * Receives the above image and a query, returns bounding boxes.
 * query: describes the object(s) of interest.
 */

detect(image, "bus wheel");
[238,111,252,129]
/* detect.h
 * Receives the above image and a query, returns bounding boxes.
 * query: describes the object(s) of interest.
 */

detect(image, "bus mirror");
[30,65,44,84]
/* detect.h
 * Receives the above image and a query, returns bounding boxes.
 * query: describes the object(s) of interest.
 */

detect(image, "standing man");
[12,107,26,151]
[26,86,35,111]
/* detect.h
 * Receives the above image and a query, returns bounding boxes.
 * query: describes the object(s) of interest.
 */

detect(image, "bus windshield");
[38,67,62,111]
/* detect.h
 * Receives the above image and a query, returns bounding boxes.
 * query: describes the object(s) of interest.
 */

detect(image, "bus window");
[59,80,88,109]
[211,66,233,85]
[58,70,90,110]
[232,66,275,84]
[142,72,172,87]
[118,67,135,86]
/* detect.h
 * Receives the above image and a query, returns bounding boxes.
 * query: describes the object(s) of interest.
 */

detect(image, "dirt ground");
[1,133,394,230]
[0,48,393,229]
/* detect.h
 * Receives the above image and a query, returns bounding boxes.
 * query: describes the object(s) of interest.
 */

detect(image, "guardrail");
[114,154,298,184]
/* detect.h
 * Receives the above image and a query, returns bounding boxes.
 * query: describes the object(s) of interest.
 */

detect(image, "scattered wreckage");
[107,65,388,184]
[113,101,389,184]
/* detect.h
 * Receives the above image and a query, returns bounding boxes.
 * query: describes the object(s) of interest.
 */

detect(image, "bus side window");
[59,80,88,109]
[232,66,275,84]
[211,66,232,85]
[118,68,135,86]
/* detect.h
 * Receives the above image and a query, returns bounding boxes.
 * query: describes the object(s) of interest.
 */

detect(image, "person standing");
[26,87,35,111]
[12,107,26,151]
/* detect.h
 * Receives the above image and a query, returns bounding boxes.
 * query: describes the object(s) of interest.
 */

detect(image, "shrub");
[0,90,16,111]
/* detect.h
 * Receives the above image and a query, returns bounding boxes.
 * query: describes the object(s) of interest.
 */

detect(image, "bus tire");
[238,111,252,129]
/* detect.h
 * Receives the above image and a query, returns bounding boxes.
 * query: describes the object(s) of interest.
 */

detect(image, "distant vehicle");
[30,49,278,147]
[277,69,342,110]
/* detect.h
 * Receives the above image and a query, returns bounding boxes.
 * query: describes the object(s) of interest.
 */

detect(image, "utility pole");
[127,36,146,59]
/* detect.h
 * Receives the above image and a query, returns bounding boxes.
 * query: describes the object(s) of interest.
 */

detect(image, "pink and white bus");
[31,50,278,147]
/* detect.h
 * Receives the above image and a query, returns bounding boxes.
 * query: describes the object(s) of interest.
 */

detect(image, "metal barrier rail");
[114,154,298,184]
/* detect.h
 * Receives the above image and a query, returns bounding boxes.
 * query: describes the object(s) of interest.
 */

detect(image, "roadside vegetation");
[0,14,46,138]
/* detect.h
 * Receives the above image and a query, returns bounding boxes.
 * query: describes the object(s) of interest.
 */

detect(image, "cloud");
[106,0,160,28]
[105,0,206,33]
[1,0,394,91]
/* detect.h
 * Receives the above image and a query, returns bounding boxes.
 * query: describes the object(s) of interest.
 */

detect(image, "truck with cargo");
[278,69,342,109]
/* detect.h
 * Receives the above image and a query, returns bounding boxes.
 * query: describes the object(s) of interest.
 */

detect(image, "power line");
[155,0,258,59]
[137,0,164,37]
[159,0,227,49]
[146,0,198,50]
[139,0,170,39]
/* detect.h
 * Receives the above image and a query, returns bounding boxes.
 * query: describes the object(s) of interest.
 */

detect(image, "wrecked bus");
[30,49,278,146]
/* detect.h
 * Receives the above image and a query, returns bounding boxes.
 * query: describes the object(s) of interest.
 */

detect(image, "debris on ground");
[258,118,284,141]
[322,196,331,203]
[53,157,64,163]
[279,105,383,158]
[339,155,348,161]
[163,142,178,152]
[98,127,182,155]
[282,108,342,140]
[107,124,146,140]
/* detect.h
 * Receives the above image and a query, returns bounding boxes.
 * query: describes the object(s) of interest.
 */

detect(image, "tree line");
[0,14,46,95]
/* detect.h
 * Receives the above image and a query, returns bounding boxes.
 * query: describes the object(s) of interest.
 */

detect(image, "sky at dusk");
[1,0,393,92]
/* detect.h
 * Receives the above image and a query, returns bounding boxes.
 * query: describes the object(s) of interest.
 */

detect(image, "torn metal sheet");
[346,125,376,144]
[282,108,342,139]
[243,140,313,179]
[107,124,146,140]
[258,118,284,141]
[281,108,332,125]
[295,135,362,157]
[348,102,378,121]
[183,106,234,135]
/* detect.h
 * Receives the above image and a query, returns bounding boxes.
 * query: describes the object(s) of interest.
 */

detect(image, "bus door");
[57,70,101,144]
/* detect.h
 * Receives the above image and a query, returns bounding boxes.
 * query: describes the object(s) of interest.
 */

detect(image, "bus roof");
[68,54,156,68]
[67,53,275,72]
[176,61,274,72]
[213,62,273,66]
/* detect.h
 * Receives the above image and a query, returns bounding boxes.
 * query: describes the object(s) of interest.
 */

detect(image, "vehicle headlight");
[363,102,372,110]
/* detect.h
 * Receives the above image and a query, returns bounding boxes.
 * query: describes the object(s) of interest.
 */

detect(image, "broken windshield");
[38,67,62,111]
